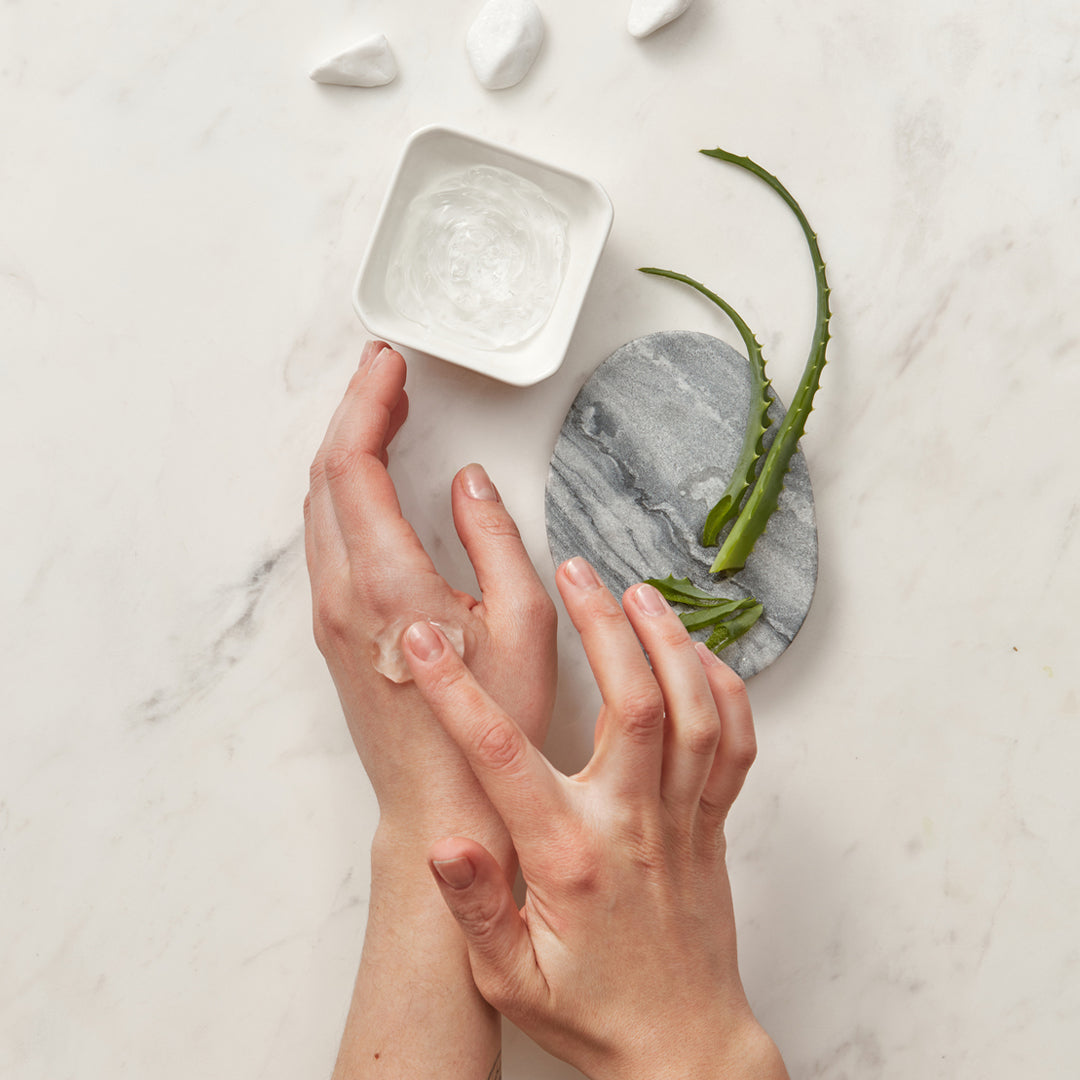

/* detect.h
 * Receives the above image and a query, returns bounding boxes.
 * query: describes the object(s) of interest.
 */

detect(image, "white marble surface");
[2,1,1078,1077]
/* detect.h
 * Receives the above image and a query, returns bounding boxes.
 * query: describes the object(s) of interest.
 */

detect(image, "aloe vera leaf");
[645,574,742,607]
[637,268,774,545]
[679,598,760,632]
[701,149,832,576]
[646,575,762,645]
[705,601,764,651]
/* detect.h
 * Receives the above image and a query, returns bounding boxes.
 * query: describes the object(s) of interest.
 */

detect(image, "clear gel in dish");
[386,165,569,350]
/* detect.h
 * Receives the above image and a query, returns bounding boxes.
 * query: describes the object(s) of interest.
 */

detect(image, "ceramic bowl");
[354,124,614,386]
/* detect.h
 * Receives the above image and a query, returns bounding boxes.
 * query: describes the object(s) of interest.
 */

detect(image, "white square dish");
[353,124,614,386]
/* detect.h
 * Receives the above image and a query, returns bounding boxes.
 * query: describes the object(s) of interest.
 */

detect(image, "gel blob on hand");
[373,618,466,684]
[386,165,569,350]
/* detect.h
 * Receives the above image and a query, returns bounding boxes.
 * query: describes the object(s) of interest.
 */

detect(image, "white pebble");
[466,0,544,90]
[309,33,397,87]
[627,0,692,38]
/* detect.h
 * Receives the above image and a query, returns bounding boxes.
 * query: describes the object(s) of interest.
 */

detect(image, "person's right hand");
[401,557,789,1080]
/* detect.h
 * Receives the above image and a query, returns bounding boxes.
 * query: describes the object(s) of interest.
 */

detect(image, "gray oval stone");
[545,331,817,680]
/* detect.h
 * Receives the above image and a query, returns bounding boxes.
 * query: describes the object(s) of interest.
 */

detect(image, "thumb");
[428,837,542,1017]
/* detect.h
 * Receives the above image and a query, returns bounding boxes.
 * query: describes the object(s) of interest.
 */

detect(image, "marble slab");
[546,330,817,679]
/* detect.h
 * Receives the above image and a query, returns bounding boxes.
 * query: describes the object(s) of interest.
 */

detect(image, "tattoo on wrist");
[485,1051,501,1080]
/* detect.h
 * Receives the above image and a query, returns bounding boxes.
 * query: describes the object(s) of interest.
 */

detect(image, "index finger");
[403,621,566,847]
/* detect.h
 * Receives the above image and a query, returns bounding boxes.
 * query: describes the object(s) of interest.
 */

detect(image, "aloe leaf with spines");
[699,148,832,576]
[636,268,774,545]
[679,599,761,633]
[645,574,764,642]
[638,148,829,656]
[645,574,741,606]
[705,600,763,651]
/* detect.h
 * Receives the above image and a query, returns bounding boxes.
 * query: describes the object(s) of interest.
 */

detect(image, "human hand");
[402,558,788,1080]
[304,341,557,858]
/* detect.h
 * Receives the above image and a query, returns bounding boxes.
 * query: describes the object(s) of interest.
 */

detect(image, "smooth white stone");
[627,0,692,38]
[309,33,397,87]
[466,0,544,90]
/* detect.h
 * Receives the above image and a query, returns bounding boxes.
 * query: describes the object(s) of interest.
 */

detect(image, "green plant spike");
[646,574,742,606]
[678,598,761,632]
[644,575,764,652]
[705,601,764,651]
[700,148,832,577]
[637,268,774,545]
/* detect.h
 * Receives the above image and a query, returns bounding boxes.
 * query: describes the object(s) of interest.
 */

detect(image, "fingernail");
[695,641,721,666]
[634,583,668,617]
[431,856,475,890]
[370,346,392,371]
[462,463,498,501]
[360,340,381,366]
[404,621,444,662]
[564,557,601,590]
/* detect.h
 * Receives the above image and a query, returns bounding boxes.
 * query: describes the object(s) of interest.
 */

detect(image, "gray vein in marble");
[897,280,956,375]
[546,332,817,680]
[133,532,302,725]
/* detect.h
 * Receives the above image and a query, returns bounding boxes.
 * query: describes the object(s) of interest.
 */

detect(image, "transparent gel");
[372,619,466,685]
[386,165,569,351]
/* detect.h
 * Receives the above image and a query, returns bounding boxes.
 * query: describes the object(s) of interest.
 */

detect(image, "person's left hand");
[304,341,557,862]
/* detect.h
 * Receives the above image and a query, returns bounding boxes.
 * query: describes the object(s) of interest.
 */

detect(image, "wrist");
[372,815,516,879]
[610,1016,787,1080]
[709,1022,787,1080]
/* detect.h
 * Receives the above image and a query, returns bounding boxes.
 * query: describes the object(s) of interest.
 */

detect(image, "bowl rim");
[352,123,614,387]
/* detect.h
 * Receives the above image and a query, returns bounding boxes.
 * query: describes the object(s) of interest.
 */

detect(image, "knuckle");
[550,835,602,895]
[427,660,473,703]
[728,727,758,773]
[321,443,358,485]
[713,675,757,771]
[697,791,729,823]
[455,888,507,945]
[682,715,722,759]
[447,892,528,1015]
[473,718,527,774]
[616,682,665,741]
[655,616,692,650]
[312,612,344,657]
[589,590,628,626]
[473,508,523,543]
[311,583,349,648]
